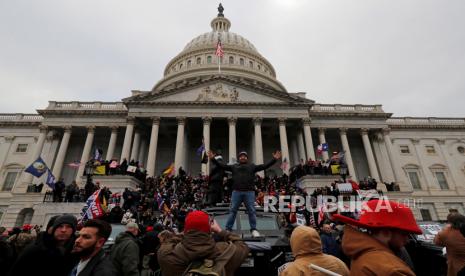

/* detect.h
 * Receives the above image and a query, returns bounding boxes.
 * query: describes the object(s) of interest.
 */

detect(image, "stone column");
[76,126,95,184]
[361,128,380,181]
[130,129,141,161]
[228,117,237,163]
[174,117,186,174]
[120,117,135,162]
[278,118,290,175]
[52,126,72,179]
[296,131,306,162]
[22,125,48,186]
[138,138,148,166]
[302,118,316,160]
[202,117,211,175]
[146,117,160,177]
[105,126,118,160]
[339,128,357,182]
[382,128,408,190]
[254,118,264,177]
[318,128,329,160]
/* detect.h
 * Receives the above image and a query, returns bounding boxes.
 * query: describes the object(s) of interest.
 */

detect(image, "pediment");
[125,80,312,105]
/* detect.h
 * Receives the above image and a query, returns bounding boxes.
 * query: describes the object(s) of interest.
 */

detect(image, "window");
[187,60,191,67]
[458,146,465,154]
[229,56,234,64]
[420,209,432,221]
[408,171,422,190]
[257,64,261,70]
[2,172,18,191]
[249,61,253,68]
[239,58,244,66]
[400,145,410,154]
[15,144,28,153]
[196,57,201,65]
[435,172,449,190]
[425,145,436,154]
[179,63,183,69]
[207,56,212,64]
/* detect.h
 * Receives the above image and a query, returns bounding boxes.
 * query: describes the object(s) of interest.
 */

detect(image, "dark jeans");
[226,191,256,231]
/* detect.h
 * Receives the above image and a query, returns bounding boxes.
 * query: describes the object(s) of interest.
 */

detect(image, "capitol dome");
[152,5,287,93]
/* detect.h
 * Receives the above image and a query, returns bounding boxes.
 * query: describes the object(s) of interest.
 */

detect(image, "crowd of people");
[2,149,465,276]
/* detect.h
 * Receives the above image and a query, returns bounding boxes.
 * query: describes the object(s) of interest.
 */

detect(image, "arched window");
[179,63,183,69]
[240,58,244,66]
[229,56,234,64]
[207,56,212,64]
[196,57,201,65]
[257,64,261,70]
[249,61,253,68]
[187,60,192,67]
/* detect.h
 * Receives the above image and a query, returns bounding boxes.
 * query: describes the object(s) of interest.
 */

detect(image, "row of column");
[25,118,406,189]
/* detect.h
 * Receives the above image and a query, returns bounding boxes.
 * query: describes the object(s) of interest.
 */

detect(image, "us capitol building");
[1,7,464,227]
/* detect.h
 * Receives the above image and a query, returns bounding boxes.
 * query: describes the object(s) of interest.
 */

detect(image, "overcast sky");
[1,0,464,117]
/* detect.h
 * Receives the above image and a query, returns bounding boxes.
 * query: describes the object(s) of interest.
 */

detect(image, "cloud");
[0,0,464,116]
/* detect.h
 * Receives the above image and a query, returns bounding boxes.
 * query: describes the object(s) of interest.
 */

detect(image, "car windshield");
[240,214,278,230]
[214,216,237,230]
[108,224,126,242]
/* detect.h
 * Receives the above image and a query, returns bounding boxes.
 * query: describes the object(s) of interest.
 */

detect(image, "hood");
[290,226,322,258]
[180,231,217,260]
[115,231,137,244]
[342,226,392,258]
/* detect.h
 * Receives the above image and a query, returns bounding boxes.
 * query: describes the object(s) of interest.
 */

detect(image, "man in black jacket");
[70,219,116,276]
[208,150,281,237]
[207,149,225,207]
[8,214,78,276]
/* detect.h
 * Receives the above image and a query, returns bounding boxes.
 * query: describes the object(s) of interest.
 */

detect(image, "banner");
[127,165,137,173]
[80,189,104,223]
[94,165,106,175]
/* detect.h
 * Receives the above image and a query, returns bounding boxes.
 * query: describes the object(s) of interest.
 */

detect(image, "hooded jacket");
[157,230,249,276]
[434,224,465,276]
[341,226,415,276]
[281,226,349,276]
[109,231,140,276]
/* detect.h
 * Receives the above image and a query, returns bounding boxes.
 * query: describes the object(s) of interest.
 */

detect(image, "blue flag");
[46,169,56,190]
[322,143,329,152]
[196,144,205,156]
[25,157,48,177]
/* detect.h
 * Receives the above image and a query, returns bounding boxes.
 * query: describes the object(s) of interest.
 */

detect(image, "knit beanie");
[184,211,210,233]
[52,215,77,233]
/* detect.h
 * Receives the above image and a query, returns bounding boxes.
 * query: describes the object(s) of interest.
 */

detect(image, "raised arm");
[208,150,233,171]
[254,150,281,172]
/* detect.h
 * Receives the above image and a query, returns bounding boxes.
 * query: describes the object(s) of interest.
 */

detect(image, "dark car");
[205,206,293,276]
[405,221,447,276]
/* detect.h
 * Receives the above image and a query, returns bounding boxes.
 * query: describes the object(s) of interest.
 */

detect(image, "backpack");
[182,241,237,276]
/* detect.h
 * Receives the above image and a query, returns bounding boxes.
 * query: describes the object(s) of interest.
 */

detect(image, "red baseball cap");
[333,199,422,234]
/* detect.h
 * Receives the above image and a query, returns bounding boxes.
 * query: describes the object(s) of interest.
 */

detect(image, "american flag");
[215,40,224,57]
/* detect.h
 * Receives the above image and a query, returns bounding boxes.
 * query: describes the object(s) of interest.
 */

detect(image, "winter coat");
[109,231,140,276]
[8,232,78,276]
[209,155,225,184]
[341,226,415,276]
[281,226,349,276]
[211,157,277,191]
[157,230,249,276]
[320,232,342,258]
[434,224,465,276]
[77,249,117,276]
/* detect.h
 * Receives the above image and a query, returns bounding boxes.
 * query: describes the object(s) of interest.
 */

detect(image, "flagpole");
[218,56,221,74]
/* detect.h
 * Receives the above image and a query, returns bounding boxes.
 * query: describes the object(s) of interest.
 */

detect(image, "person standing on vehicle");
[434,213,465,276]
[157,210,249,276]
[281,225,349,276]
[333,199,422,276]
[207,150,281,237]
[70,219,116,276]
[207,149,225,207]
